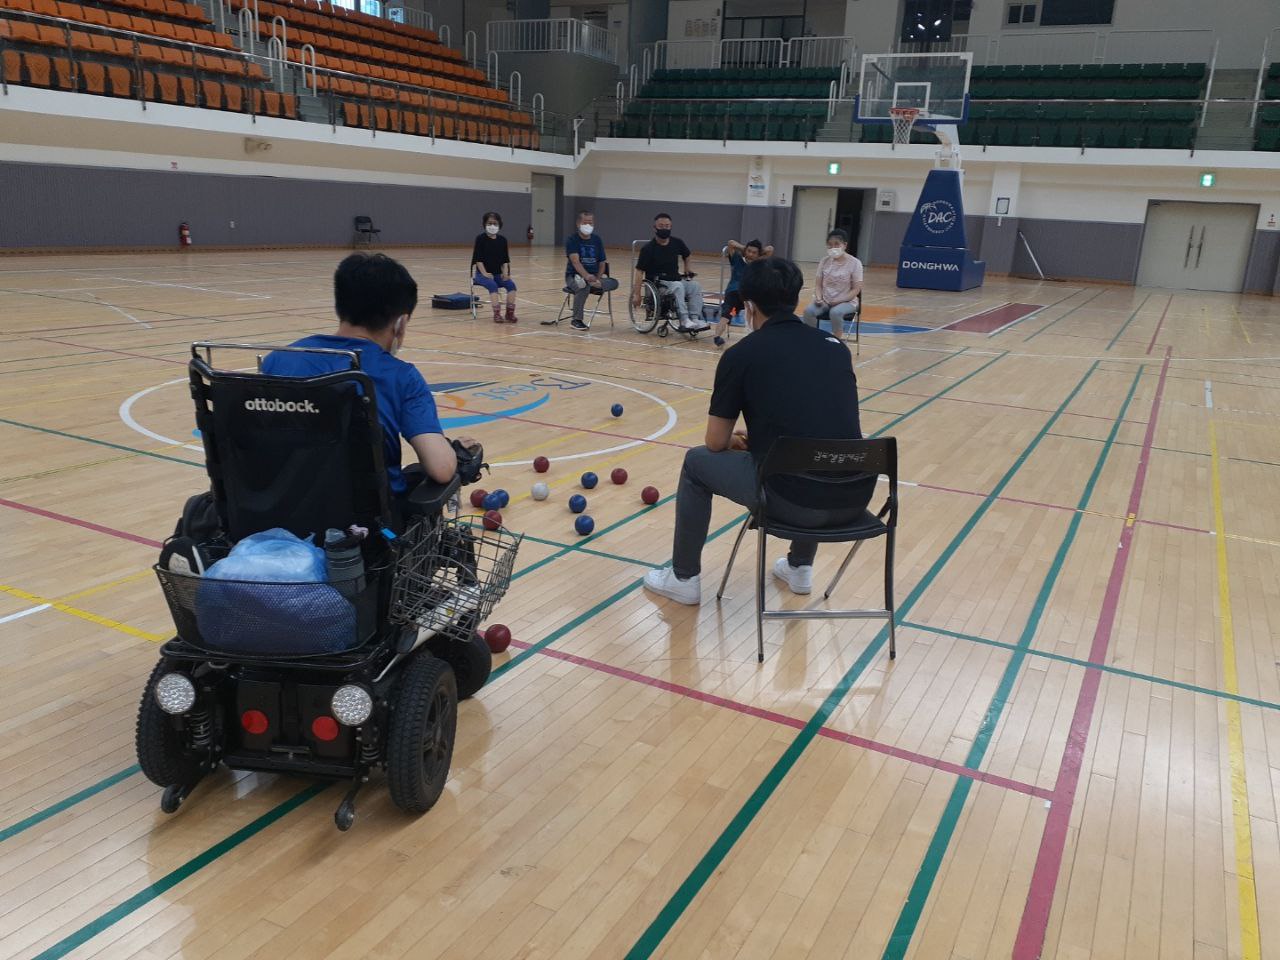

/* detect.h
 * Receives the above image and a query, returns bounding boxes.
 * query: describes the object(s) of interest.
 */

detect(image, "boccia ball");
[611,467,628,485]
[581,471,598,489]
[575,515,595,536]
[484,623,512,653]
[641,485,660,505]
[611,403,624,418]
[494,489,510,508]
[482,509,503,531]
[469,488,488,508]
[533,455,550,473]
[482,492,501,511]
[531,482,550,501]
[569,494,587,514]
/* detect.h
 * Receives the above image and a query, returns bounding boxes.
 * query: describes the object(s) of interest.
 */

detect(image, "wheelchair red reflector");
[311,716,339,741]
[240,709,269,735]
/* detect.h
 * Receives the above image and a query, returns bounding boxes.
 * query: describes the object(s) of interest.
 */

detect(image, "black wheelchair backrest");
[189,343,392,543]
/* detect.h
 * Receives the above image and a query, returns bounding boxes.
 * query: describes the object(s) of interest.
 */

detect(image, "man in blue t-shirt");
[712,237,773,347]
[262,253,459,496]
[557,210,620,331]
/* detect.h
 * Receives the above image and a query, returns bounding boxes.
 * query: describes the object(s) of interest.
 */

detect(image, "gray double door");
[1137,200,1258,293]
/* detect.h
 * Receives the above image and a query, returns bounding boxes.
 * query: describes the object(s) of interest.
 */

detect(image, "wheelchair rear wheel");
[387,652,458,814]
[136,658,207,791]
[630,281,660,334]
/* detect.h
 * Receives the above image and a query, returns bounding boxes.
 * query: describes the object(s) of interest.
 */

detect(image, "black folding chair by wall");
[716,437,898,663]
[353,215,381,247]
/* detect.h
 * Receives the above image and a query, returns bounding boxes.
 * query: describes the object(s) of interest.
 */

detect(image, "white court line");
[0,604,50,625]
[1205,380,1214,409]
[76,276,271,300]
[93,297,151,329]
[856,347,899,368]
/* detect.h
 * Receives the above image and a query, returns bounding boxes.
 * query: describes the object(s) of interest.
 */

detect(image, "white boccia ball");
[531,482,550,501]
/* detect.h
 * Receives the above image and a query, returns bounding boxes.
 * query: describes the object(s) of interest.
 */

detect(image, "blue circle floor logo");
[920,199,957,235]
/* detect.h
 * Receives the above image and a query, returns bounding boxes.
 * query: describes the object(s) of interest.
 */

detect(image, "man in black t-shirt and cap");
[632,212,706,331]
[644,256,875,605]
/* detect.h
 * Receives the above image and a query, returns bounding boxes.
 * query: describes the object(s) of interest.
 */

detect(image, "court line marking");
[1011,348,1172,960]
[1104,292,1153,351]
[885,360,1139,959]
[1145,293,1174,355]
[0,604,50,625]
[0,497,165,548]
[1205,379,1214,409]
[624,356,1093,960]
[1205,420,1262,960]
[0,582,166,642]
[507,639,1054,800]
[985,287,1084,337]
[1023,288,1108,342]
[0,766,142,845]
[0,416,202,468]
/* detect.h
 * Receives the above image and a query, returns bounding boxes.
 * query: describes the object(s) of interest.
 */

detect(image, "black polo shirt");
[636,237,691,282]
[709,311,869,508]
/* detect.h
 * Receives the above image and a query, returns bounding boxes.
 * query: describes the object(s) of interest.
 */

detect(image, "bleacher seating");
[969,62,1207,100]
[1256,63,1280,151]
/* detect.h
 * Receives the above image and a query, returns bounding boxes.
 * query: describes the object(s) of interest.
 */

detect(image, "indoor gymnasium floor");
[1,246,1278,960]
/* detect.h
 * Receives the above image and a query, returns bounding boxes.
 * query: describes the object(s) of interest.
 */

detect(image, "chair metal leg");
[885,527,896,660]
[716,518,749,601]
[755,523,767,663]
[823,539,865,599]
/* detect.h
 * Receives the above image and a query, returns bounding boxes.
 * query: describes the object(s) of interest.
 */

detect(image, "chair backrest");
[757,436,897,521]
[189,344,392,543]
[354,215,373,229]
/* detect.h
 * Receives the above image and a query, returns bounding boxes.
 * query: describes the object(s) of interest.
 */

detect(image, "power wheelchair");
[136,343,521,831]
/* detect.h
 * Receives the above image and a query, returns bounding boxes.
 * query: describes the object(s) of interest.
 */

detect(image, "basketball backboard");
[856,52,973,123]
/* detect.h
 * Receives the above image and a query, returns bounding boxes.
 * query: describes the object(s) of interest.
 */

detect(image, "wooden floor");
[1,247,1278,960]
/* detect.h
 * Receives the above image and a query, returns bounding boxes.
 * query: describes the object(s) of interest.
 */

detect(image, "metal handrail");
[485,18,618,64]
[486,49,498,85]
[269,14,286,61]
[237,4,256,56]
[438,24,448,47]
[508,69,521,109]
[265,34,284,82]
[531,91,544,131]
[464,29,477,66]
[299,41,316,96]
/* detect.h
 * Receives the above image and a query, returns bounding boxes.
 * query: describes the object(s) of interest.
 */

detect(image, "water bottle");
[324,528,365,600]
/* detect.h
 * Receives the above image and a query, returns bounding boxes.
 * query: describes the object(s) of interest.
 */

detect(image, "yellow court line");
[1208,420,1262,960]
[59,567,155,604]
[0,582,165,643]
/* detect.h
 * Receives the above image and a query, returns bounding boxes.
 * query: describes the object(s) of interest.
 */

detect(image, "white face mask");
[485,223,500,236]
[390,317,406,356]
[828,244,846,256]
[579,223,594,237]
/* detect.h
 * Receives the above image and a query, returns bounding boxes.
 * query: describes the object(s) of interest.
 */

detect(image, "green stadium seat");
[1167,126,1193,149]
[1015,122,1038,145]
[1145,125,1170,149]
[1256,127,1280,151]
[1268,62,1280,79]
[1058,123,1080,147]
[1139,63,1164,78]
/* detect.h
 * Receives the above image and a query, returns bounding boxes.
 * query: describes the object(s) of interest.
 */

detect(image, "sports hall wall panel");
[0,161,530,250]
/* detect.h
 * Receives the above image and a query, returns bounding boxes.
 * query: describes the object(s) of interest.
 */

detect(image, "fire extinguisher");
[178,222,192,248]
[527,224,534,243]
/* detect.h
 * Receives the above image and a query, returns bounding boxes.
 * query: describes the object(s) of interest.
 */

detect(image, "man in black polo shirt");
[632,212,706,331]
[644,256,874,605]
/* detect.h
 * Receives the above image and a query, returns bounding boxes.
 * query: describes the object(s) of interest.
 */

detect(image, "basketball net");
[889,106,920,146]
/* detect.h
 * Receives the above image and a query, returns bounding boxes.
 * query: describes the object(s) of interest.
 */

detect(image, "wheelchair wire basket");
[389,516,523,638]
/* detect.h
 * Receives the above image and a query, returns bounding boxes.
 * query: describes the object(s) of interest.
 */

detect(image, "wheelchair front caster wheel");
[160,783,185,814]
[335,801,356,831]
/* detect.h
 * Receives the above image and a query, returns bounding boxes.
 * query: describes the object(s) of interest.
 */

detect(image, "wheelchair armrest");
[407,474,462,514]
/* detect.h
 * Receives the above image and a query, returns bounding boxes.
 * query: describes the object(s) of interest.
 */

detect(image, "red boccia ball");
[484,623,512,653]
[641,485,660,505]
[611,467,628,485]
[483,509,503,531]
[469,488,489,508]
[533,456,550,473]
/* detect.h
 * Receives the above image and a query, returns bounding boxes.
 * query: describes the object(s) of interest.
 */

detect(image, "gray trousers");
[659,279,704,323]
[803,300,858,334]
[569,275,619,320]
[671,446,865,579]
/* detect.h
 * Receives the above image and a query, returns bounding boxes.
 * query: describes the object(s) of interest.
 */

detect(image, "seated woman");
[803,229,863,337]
[471,212,517,323]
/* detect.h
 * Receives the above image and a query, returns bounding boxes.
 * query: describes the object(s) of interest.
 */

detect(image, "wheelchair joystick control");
[324,528,366,600]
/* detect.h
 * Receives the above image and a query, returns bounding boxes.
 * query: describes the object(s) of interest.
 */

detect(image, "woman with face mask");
[802,229,863,338]
[471,212,518,323]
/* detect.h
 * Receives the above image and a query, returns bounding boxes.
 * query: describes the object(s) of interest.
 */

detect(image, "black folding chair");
[715,437,898,663]
[353,215,381,247]
[547,274,615,328]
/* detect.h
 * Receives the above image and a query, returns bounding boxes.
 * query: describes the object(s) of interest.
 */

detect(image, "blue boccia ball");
[568,494,587,514]
[575,514,595,536]
[494,489,510,508]
[482,492,502,511]
[581,471,599,489]
[610,403,624,418]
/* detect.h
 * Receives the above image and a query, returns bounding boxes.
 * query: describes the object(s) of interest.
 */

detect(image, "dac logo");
[920,200,957,235]
[244,398,319,413]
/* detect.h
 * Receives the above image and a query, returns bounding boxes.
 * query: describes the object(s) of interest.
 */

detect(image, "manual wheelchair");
[627,239,711,341]
[137,342,520,831]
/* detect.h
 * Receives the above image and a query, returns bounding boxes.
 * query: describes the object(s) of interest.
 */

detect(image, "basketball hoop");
[889,106,921,145]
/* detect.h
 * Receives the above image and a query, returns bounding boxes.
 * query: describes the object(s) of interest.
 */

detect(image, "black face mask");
[654,228,671,239]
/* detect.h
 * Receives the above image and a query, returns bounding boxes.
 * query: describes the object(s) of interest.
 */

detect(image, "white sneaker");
[643,567,702,605]
[772,558,813,595]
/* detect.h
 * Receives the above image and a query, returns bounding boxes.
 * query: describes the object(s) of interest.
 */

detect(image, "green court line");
[882,361,1139,959]
[17,339,986,955]
[1104,292,1153,351]
[861,348,967,403]
[872,352,1008,435]
[0,417,201,468]
[902,620,1280,713]
[1023,288,1106,342]
[519,533,661,569]
[627,357,1114,960]
[0,766,140,844]
[31,784,326,960]
[510,495,675,582]
[1048,430,1207,460]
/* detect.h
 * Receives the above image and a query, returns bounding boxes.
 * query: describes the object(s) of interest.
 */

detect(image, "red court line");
[508,640,1055,801]
[1145,294,1174,356]
[880,388,1148,426]
[942,302,1044,334]
[0,497,163,549]
[1011,347,1173,960]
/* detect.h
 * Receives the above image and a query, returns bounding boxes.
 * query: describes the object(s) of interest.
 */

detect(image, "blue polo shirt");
[565,232,608,281]
[725,253,747,293]
[261,334,442,494]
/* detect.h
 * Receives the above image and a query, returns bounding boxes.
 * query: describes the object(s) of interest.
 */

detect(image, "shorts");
[719,289,744,319]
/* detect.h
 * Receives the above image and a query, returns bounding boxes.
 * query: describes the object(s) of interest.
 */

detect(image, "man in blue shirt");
[262,253,458,495]
[557,210,619,330]
[712,237,773,347]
